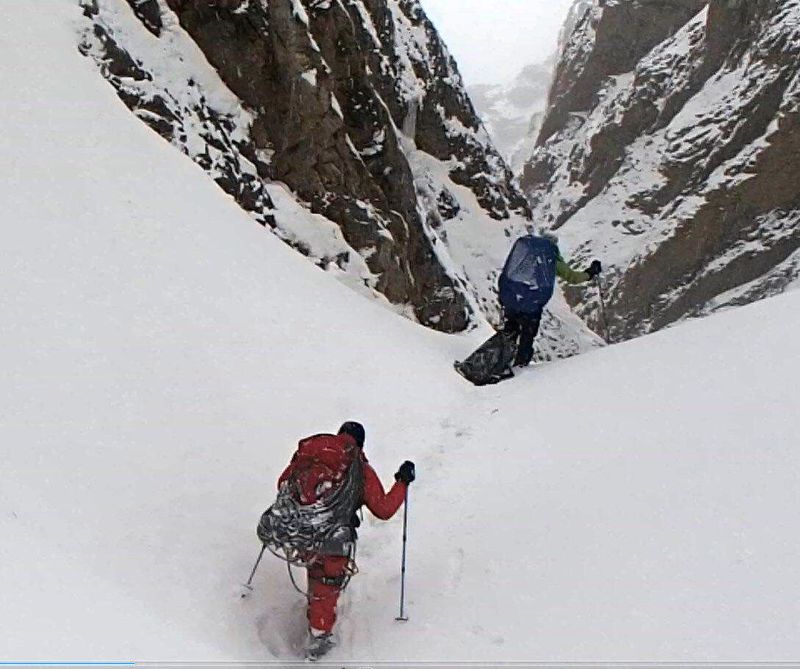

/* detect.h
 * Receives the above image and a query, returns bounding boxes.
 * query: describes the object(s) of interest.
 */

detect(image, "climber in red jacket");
[276,421,415,660]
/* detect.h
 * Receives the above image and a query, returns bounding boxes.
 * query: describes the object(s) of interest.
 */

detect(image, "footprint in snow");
[447,546,465,588]
[255,593,306,659]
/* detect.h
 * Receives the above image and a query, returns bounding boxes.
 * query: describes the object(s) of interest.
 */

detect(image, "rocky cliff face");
[79,0,532,334]
[77,0,602,358]
[522,0,800,341]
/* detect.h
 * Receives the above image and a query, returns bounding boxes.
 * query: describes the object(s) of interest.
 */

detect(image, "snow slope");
[3,1,800,663]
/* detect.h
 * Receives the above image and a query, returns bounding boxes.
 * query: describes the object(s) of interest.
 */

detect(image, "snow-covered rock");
[77,0,599,357]
[468,58,554,173]
[521,0,800,341]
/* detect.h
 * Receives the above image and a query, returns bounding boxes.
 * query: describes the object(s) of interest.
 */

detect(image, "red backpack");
[286,433,361,505]
[258,433,364,565]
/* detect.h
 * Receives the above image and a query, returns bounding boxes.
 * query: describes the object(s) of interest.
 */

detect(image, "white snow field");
[3,1,800,664]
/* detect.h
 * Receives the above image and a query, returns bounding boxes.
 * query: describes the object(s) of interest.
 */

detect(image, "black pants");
[504,311,541,367]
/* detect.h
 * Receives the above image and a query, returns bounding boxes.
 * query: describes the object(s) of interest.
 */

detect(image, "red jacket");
[278,433,407,521]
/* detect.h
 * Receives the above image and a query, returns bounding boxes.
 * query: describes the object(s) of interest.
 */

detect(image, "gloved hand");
[395,461,416,484]
[586,260,602,279]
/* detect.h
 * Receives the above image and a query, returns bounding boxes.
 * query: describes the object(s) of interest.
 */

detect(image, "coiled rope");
[257,454,364,595]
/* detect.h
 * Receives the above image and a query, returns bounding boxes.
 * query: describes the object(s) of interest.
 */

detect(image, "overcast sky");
[420,0,575,86]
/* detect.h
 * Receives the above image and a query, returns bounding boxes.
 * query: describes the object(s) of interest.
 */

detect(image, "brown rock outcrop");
[80,0,532,332]
[522,0,800,341]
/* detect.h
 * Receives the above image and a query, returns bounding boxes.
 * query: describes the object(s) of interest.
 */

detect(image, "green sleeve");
[556,255,590,284]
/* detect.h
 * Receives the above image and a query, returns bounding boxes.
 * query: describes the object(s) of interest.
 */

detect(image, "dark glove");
[585,260,602,279]
[395,460,416,484]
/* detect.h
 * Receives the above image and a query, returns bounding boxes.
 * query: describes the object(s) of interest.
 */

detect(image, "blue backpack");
[498,236,558,314]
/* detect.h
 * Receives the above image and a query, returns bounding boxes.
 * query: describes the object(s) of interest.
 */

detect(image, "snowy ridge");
[384,0,435,101]
[523,0,800,340]
[557,0,599,98]
[80,0,273,219]
[557,0,593,55]
[340,0,531,219]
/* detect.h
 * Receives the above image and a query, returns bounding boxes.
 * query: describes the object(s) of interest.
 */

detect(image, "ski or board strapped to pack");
[454,359,514,386]
[455,233,558,385]
[453,330,517,386]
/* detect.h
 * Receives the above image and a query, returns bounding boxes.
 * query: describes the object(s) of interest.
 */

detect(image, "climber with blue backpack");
[455,231,601,385]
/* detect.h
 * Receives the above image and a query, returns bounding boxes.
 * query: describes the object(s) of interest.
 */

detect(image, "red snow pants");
[306,555,351,633]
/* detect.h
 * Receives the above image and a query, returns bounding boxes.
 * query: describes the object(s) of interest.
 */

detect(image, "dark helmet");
[338,421,365,448]
[539,229,559,245]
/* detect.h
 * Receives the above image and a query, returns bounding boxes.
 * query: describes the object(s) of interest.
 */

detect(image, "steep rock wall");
[81,0,533,332]
[521,0,800,340]
[78,0,602,357]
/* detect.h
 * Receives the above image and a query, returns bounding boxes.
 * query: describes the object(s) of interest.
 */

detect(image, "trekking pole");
[240,545,266,599]
[594,275,611,344]
[396,487,410,622]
